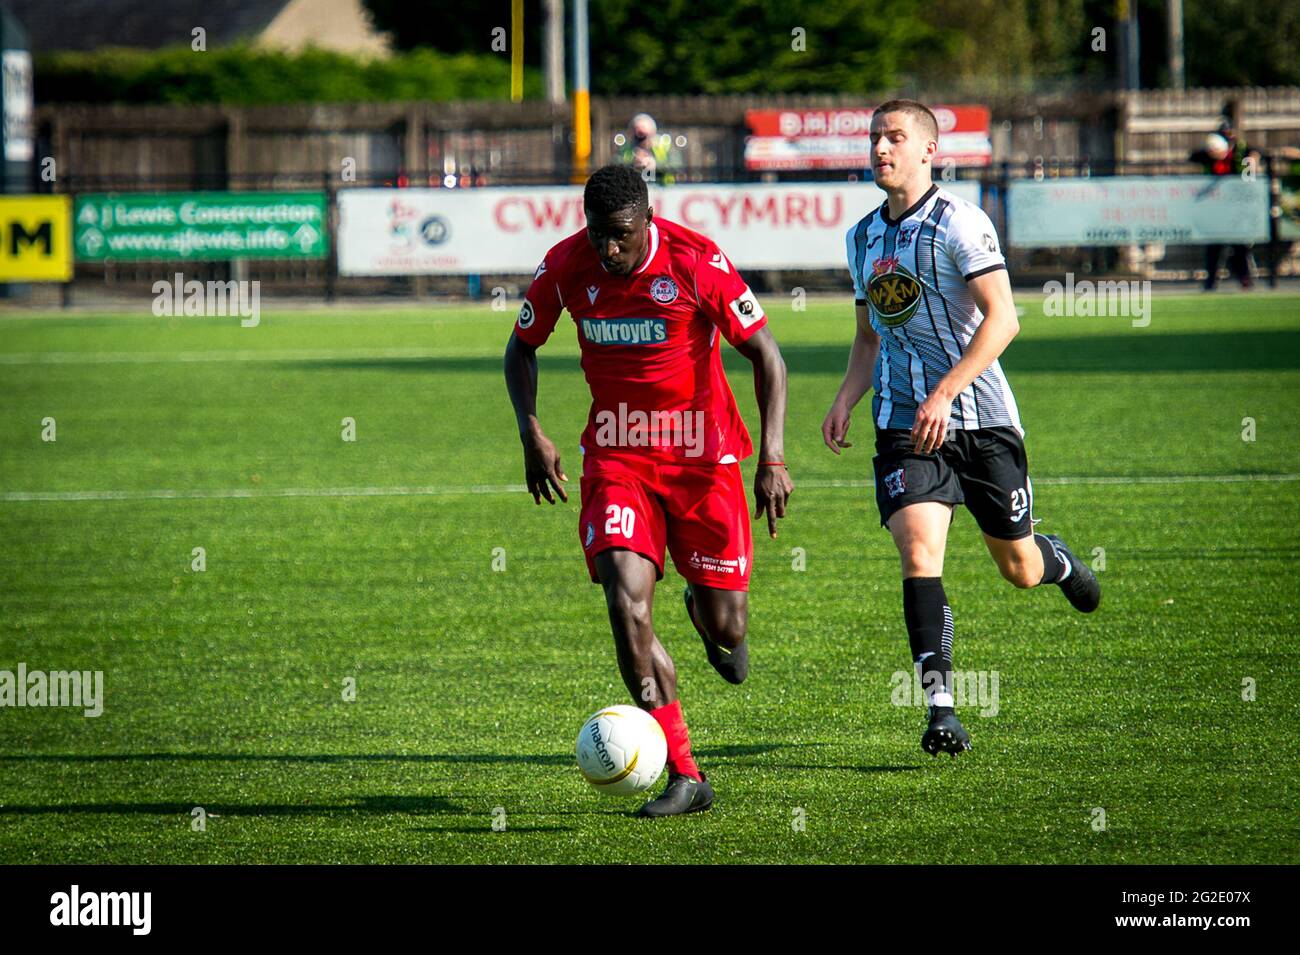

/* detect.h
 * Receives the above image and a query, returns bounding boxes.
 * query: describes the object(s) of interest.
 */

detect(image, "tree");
[365,0,953,95]
[363,0,1300,94]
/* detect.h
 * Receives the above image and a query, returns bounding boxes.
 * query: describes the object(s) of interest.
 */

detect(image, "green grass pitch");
[0,292,1297,863]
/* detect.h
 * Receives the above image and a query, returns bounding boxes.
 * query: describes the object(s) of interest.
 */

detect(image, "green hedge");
[35,45,543,104]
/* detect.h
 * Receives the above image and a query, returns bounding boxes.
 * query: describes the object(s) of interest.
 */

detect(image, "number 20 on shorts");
[604,505,636,538]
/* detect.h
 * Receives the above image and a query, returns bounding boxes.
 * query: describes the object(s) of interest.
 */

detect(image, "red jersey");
[513,217,768,465]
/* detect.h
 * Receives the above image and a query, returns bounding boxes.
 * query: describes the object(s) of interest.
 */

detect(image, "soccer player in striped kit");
[822,101,1100,757]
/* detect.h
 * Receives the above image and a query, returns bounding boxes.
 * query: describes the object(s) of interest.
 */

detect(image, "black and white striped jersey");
[845,184,1022,434]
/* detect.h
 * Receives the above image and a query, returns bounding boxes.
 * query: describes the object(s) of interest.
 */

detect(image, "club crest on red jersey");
[649,276,679,304]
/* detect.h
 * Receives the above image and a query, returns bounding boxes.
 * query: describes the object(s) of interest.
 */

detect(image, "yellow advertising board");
[0,196,73,282]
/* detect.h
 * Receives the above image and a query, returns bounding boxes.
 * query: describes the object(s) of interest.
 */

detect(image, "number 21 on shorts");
[1009,486,1030,522]
[604,504,636,538]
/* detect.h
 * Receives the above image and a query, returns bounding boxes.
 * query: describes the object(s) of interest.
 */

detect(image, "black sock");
[902,577,953,708]
[1034,534,1066,585]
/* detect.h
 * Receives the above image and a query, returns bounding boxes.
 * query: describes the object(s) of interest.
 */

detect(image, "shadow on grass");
[0,744,918,785]
[267,330,1300,378]
[768,332,1300,375]
[0,752,573,766]
[0,742,793,767]
[770,764,921,773]
[0,794,461,816]
[412,825,576,834]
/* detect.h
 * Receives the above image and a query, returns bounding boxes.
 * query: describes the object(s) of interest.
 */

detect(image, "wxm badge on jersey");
[866,256,922,327]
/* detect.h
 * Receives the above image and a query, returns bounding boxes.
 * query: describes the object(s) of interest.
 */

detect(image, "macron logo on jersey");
[580,317,667,345]
[707,252,730,273]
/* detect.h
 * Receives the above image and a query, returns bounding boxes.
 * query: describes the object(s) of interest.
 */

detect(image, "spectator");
[618,113,682,185]
[1264,143,1300,267]
[1188,120,1260,290]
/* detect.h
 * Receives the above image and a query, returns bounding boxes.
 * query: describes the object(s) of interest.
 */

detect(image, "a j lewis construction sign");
[74,192,328,261]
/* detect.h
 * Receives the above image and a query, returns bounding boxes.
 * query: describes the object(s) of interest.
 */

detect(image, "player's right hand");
[522,428,568,505]
[821,402,853,455]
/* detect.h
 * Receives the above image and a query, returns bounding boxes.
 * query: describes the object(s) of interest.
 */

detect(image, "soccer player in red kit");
[504,165,793,817]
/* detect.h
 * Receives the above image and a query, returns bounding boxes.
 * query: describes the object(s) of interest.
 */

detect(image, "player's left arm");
[732,326,794,539]
[912,269,1019,453]
[912,206,1020,453]
[697,248,794,539]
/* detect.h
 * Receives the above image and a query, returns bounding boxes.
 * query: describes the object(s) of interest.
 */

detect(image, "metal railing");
[20,158,1298,306]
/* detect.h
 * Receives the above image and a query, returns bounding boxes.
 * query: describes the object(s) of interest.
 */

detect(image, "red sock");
[649,699,702,781]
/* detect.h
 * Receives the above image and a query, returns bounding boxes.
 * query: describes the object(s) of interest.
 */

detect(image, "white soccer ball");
[1205,133,1231,160]
[575,705,667,795]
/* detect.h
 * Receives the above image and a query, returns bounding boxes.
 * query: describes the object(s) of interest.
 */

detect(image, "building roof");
[3,0,292,53]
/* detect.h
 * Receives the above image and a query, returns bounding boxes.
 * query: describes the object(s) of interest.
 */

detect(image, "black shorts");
[872,426,1035,540]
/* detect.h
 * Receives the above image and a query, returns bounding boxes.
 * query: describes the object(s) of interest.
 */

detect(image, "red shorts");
[578,452,753,591]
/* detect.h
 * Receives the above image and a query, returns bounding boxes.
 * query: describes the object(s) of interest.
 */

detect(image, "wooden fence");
[20,88,1300,300]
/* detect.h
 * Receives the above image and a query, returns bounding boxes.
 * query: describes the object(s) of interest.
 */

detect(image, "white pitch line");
[0,349,463,365]
[1,473,1295,503]
[800,473,1300,489]
[1028,473,1299,486]
[0,484,525,502]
